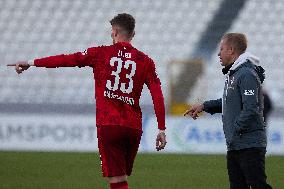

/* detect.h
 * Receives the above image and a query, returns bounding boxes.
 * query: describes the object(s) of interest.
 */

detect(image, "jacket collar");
[222,52,260,75]
[230,52,260,71]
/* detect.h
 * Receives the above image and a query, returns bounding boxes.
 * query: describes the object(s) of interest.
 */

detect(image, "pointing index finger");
[7,64,16,66]
[183,109,192,116]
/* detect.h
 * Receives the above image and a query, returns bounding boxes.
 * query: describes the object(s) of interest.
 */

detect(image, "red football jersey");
[34,42,165,130]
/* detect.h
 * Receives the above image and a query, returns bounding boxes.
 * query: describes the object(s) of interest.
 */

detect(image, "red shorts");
[97,125,142,177]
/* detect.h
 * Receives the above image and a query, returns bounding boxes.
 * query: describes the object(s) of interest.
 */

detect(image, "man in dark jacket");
[263,90,273,123]
[184,33,272,189]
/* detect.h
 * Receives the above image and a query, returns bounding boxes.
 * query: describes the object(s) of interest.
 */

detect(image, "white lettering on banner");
[0,114,98,151]
[0,124,96,142]
[0,114,284,154]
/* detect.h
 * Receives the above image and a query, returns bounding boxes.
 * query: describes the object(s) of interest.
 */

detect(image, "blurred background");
[0,0,283,188]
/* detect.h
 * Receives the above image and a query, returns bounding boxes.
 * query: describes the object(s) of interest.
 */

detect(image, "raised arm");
[32,51,93,68]
[7,48,98,74]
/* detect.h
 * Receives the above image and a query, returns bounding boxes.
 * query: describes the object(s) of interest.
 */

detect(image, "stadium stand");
[0,0,283,112]
[0,0,222,106]
[192,0,284,110]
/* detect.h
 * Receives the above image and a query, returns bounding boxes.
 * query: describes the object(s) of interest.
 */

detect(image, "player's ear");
[131,31,135,38]
[127,31,135,41]
[228,46,234,55]
[114,28,119,37]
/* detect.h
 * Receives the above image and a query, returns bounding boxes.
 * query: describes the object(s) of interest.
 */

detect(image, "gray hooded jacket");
[203,52,267,151]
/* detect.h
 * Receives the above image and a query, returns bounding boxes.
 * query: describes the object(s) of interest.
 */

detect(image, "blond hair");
[222,33,247,54]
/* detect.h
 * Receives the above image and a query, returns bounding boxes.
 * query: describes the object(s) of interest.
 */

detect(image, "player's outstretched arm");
[8,49,95,70]
[183,103,204,120]
[7,61,33,74]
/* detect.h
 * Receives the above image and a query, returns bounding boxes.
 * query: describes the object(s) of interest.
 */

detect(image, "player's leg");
[239,148,272,189]
[97,125,130,189]
[125,128,142,176]
[108,175,128,189]
[108,126,142,189]
[109,127,142,189]
[109,178,129,189]
[108,176,127,183]
[227,150,250,189]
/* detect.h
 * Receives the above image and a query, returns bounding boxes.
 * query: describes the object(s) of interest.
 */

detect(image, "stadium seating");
[0,0,222,105]
[0,0,283,108]
[193,0,284,108]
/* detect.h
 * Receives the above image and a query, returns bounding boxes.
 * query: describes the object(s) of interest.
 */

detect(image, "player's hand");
[183,103,204,120]
[156,131,166,151]
[7,61,30,74]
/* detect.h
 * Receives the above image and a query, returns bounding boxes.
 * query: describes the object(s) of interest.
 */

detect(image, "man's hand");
[7,61,31,74]
[183,103,204,120]
[156,131,166,151]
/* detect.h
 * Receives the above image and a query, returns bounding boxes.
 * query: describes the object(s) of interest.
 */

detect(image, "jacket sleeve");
[145,60,166,130]
[34,48,97,68]
[203,98,222,114]
[234,72,261,134]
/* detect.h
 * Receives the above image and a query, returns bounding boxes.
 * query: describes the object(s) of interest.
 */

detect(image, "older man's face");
[218,39,233,67]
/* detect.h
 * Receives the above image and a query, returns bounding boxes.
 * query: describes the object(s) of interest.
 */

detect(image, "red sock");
[110,181,129,189]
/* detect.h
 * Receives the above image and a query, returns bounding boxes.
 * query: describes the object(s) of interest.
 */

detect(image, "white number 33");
[106,57,136,94]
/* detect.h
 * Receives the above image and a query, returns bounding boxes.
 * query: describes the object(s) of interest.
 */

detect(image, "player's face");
[218,39,233,67]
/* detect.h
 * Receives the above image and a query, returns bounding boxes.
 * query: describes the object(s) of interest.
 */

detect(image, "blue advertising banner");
[0,114,283,154]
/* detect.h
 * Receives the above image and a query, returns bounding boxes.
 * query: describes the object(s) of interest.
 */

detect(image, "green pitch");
[0,152,283,189]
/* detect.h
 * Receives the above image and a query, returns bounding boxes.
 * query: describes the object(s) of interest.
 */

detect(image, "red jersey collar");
[116,41,132,47]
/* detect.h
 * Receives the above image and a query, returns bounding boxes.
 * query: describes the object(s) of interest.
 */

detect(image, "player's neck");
[114,37,132,44]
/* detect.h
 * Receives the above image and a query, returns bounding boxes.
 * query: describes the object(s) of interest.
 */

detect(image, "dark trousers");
[227,147,272,189]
